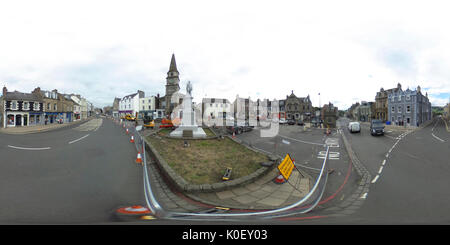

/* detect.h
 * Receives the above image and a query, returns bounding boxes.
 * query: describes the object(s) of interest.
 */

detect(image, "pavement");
[128,119,314,212]
[0,118,91,134]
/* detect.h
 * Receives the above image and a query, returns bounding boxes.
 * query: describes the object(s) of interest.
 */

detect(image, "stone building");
[444,103,450,120]
[321,102,338,128]
[388,85,431,126]
[1,86,44,128]
[375,83,403,122]
[284,91,312,121]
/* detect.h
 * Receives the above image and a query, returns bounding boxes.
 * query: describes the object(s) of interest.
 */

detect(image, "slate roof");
[4,91,43,102]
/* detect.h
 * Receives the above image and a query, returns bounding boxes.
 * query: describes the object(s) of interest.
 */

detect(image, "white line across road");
[68,134,90,144]
[7,145,51,151]
[278,134,325,146]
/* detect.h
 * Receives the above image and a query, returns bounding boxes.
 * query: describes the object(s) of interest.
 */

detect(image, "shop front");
[5,112,29,127]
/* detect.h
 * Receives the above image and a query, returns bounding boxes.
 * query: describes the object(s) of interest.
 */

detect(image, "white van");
[348,122,361,133]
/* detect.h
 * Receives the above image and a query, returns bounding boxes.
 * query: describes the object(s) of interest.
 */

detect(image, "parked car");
[279,118,287,124]
[370,119,385,136]
[297,120,304,126]
[348,122,361,133]
[287,119,296,125]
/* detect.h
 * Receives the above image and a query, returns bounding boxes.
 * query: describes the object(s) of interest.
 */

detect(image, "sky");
[1,0,450,109]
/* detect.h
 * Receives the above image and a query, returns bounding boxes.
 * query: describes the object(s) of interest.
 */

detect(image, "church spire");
[169,53,178,73]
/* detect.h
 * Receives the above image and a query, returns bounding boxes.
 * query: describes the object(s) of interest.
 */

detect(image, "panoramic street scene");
[1,0,450,236]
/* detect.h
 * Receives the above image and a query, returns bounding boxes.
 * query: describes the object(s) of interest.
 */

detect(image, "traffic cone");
[232,131,236,138]
[130,135,134,143]
[274,174,285,184]
[136,151,142,164]
[126,128,129,134]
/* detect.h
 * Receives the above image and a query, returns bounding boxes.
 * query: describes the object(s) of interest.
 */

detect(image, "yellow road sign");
[278,154,295,180]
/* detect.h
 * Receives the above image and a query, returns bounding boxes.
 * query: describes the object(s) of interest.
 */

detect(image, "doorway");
[15,114,22,126]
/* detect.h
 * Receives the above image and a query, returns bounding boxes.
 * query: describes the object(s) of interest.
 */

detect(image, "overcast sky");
[1,0,450,109]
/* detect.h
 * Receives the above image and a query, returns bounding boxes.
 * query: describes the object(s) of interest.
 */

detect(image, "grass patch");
[147,136,268,185]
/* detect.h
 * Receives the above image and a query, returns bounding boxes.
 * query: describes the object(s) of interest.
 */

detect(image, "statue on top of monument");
[186,81,192,96]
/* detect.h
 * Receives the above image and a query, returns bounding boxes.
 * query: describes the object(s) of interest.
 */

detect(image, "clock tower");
[165,54,181,117]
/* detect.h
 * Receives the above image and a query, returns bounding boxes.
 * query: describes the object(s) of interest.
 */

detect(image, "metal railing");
[115,118,330,221]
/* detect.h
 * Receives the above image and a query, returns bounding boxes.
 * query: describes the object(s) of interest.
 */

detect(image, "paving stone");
[257,196,286,207]
[232,195,259,204]
[231,187,251,196]
[245,183,261,191]
[216,190,236,200]
[270,191,291,200]
[248,189,272,199]
[291,189,307,198]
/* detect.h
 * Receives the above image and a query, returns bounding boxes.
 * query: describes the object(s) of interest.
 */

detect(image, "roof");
[4,91,43,102]
[169,53,178,73]
[122,93,138,100]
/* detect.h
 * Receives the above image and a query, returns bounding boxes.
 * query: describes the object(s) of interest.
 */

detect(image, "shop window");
[7,115,14,125]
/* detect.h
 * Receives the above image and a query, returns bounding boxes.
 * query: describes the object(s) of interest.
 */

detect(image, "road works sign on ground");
[278,154,295,180]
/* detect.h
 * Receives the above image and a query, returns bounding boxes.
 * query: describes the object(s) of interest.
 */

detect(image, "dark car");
[370,119,385,136]
[297,120,304,126]
[287,119,296,125]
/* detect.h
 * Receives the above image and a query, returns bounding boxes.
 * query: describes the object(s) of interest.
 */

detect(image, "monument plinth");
[170,81,206,138]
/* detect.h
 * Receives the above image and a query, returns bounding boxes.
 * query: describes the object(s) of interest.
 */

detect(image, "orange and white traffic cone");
[232,131,236,138]
[130,135,134,143]
[274,173,285,184]
[136,151,142,164]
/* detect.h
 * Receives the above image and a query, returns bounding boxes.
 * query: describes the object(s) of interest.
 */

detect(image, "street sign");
[277,154,295,180]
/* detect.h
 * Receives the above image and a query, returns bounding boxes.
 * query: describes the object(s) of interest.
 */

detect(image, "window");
[398,106,402,113]
[398,95,402,101]
[148,105,151,110]
[406,94,410,101]
[391,106,395,112]
[47,103,50,110]
[54,103,57,110]
[391,96,395,102]
[143,106,145,110]
[33,102,39,111]
[23,101,29,110]
[11,101,17,110]
[406,106,411,113]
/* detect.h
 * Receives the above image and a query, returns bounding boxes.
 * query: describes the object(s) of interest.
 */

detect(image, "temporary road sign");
[277,154,295,180]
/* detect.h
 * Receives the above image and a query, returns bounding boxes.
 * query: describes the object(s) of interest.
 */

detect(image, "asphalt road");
[0,117,144,224]
[326,117,450,224]
[1,116,449,225]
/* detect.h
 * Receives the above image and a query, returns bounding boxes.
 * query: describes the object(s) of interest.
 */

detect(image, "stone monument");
[169,81,207,138]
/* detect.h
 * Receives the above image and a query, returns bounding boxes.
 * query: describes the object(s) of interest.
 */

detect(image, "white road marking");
[278,134,325,146]
[371,175,380,184]
[360,193,368,199]
[431,133,445,142]
[382,159,386,166]
[7,145,51,150]
[378,166,384,174]
[69,134,90,144]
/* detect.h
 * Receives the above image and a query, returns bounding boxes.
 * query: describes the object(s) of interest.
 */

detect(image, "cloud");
[1,0,450,109]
